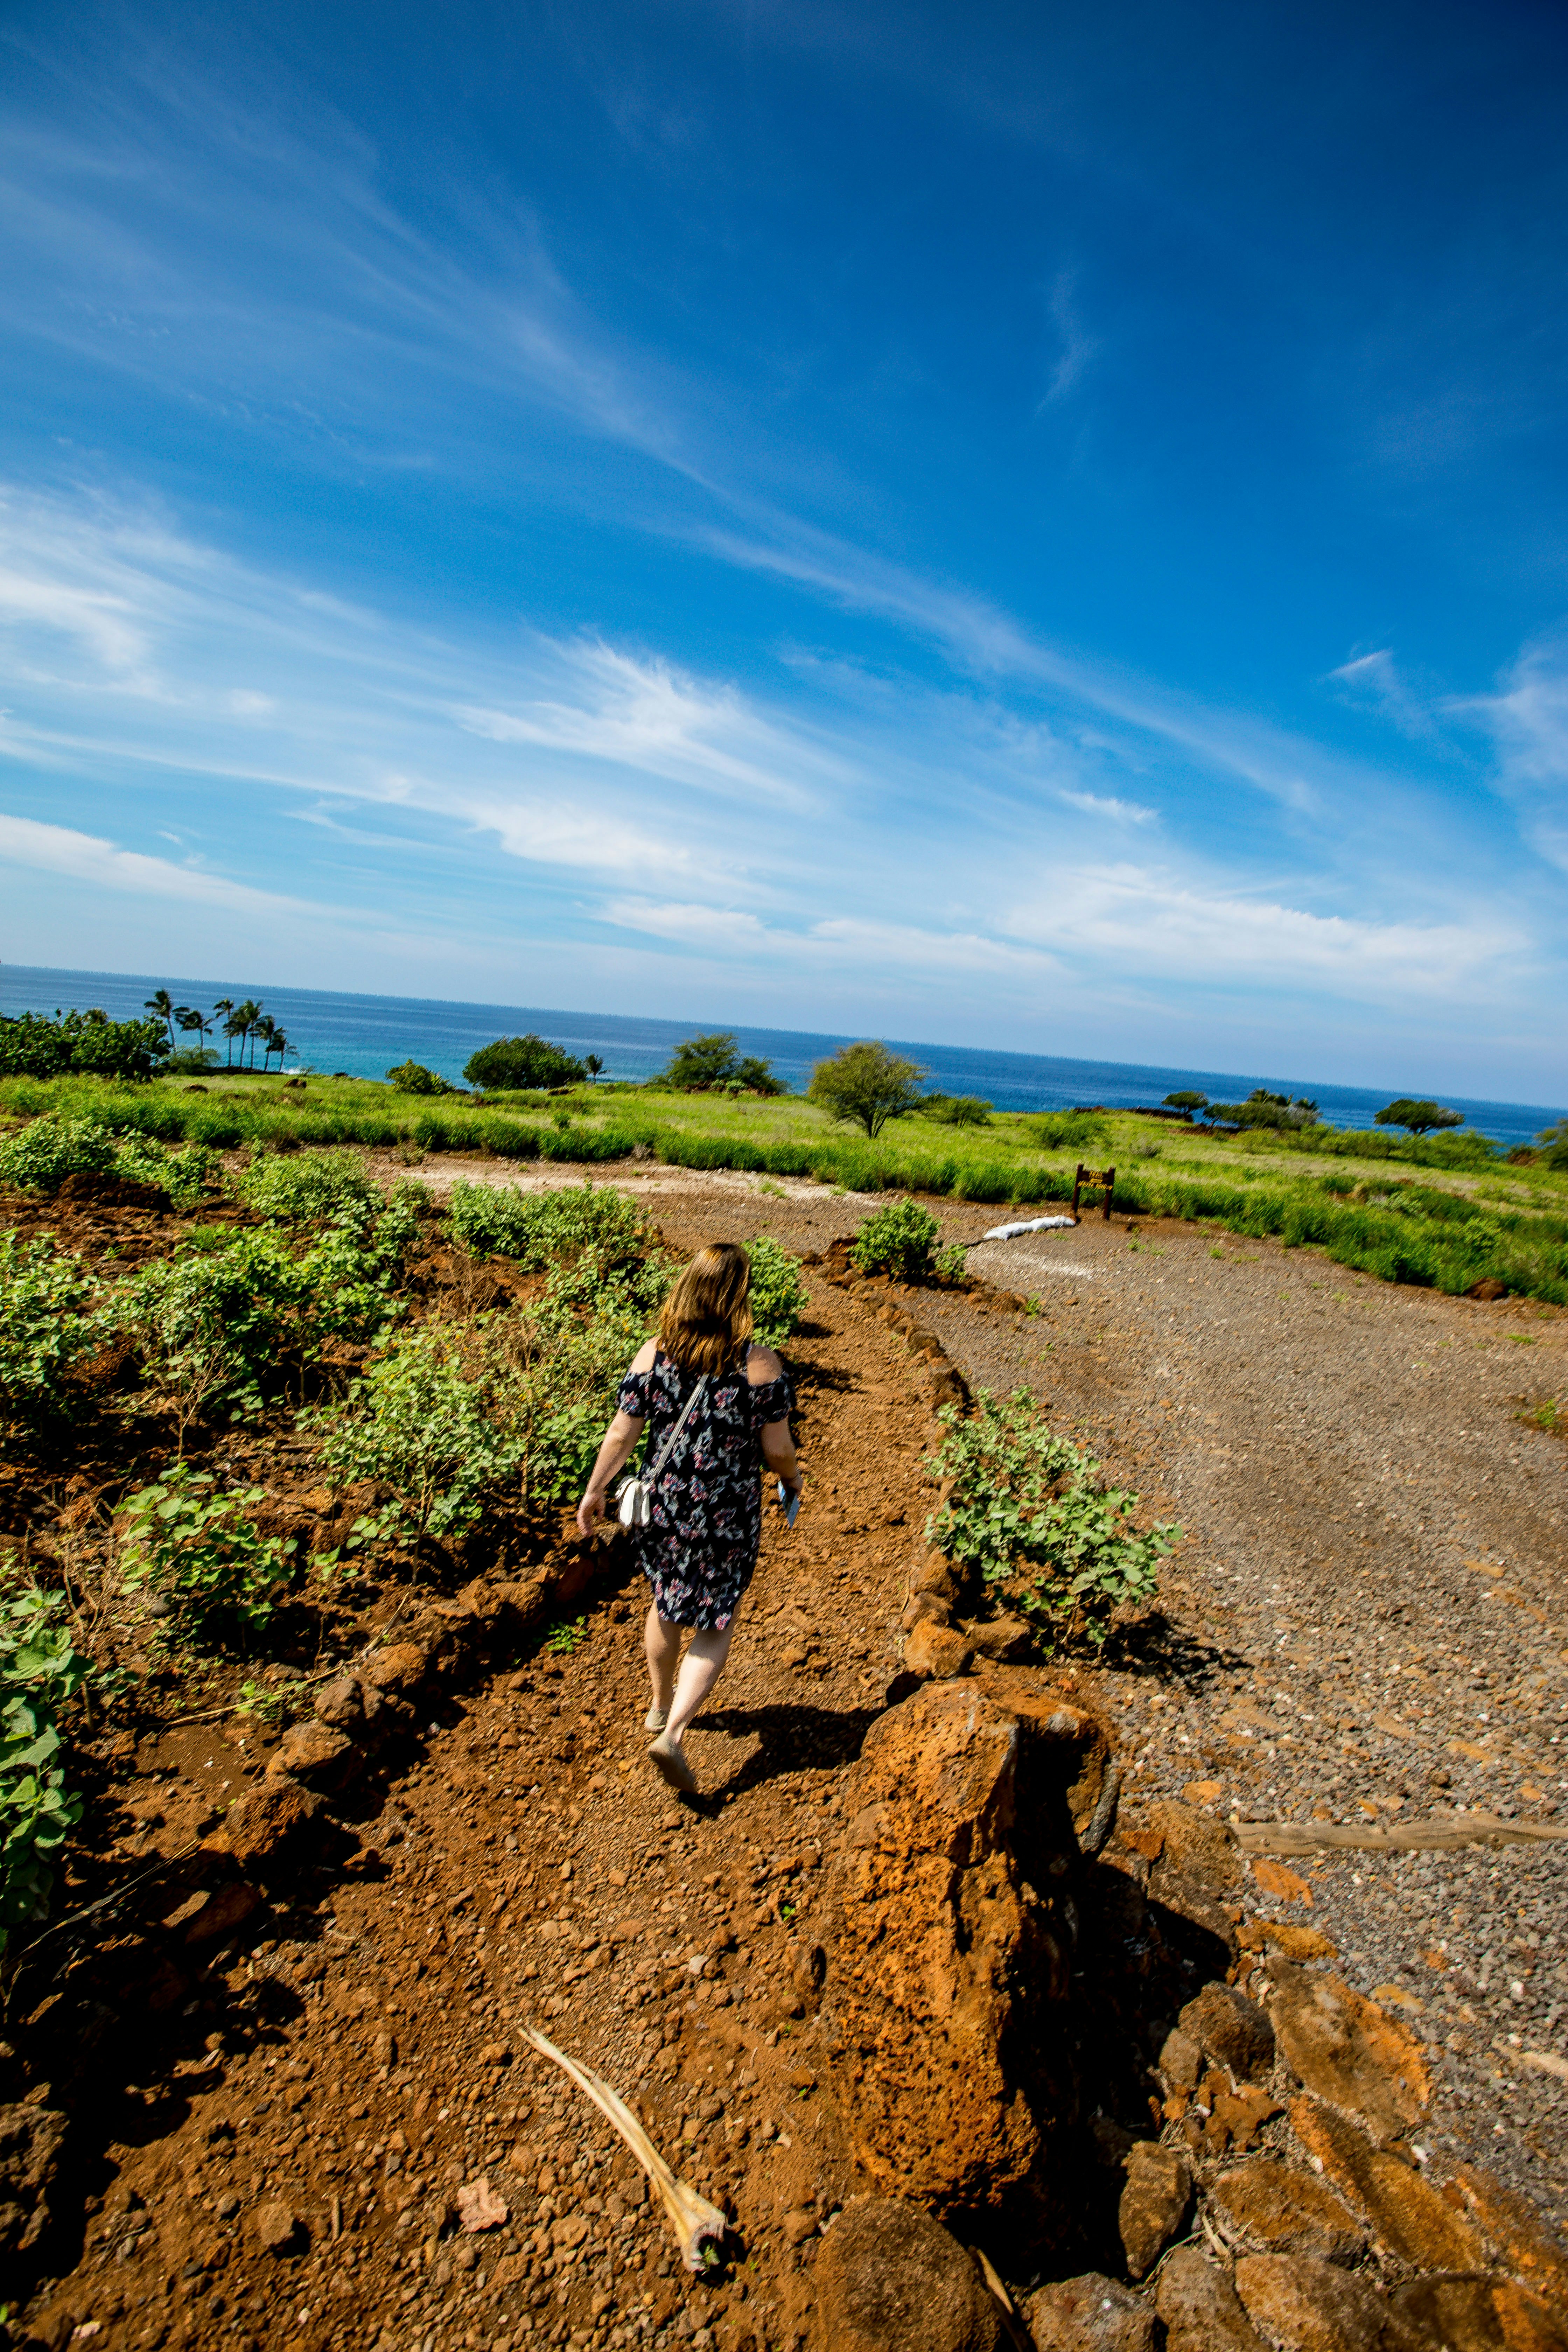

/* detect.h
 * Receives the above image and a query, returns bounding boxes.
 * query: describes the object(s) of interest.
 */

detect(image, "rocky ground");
[8,1164,1568,2352]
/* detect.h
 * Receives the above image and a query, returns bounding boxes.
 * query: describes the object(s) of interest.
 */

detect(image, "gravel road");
[919,1205,1568,2222]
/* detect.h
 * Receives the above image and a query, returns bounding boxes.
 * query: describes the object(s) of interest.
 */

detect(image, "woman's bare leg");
[665,1614,737,1744]
[645,1605,681,1714]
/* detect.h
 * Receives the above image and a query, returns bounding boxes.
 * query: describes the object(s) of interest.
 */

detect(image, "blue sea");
[2,964,1561,1148]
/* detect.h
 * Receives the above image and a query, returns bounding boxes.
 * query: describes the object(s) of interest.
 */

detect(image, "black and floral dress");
[615,1346,793,1631]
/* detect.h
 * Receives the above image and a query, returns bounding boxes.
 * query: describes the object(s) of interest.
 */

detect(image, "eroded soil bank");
[8,1168,1568,2352]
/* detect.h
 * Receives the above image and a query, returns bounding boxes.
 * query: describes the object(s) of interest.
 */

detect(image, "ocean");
[2,964,1561,1148]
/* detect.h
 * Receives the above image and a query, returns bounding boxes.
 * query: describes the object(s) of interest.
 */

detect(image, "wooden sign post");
[1071,1162,1116,1221]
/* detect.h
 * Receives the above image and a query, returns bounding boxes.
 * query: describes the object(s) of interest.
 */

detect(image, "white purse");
[616,1371,708,1529]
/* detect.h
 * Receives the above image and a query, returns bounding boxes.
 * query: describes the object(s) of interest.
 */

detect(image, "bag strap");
[644,1366,709,1484]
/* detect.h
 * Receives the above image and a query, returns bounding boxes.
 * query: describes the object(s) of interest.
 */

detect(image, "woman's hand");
[576,1485,609,1539]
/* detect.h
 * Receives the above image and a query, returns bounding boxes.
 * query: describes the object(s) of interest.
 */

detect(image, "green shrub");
[0,1115,118,1190]
[935,1241,969,1282]
[386,1060,455,1096]
[306,1326,525,1541]
[233,1147,378,1223]
[0,1232,103,1425]
[747,1237,808,1346]
[925,1388,1180,1652]
[464,1034,586,1090]
[0,1577,88,1956]
[920,1094,992,1126]
[0,1115,210,1205]
[119,1231,316,1416]
[851,1200,940,1280]
[0,1008,167,1083]
[120,1466,295,1643]
[1029,1111,1110,1152]
[446,1178,648,1272]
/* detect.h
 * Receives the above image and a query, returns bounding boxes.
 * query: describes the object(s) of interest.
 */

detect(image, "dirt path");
[29,1217,939,2352]
[22,1170,1568,2352]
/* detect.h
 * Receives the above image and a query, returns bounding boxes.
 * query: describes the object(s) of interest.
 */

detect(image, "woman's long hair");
[659,1241,753,1375]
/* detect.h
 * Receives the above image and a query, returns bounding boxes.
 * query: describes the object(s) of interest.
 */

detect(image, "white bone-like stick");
[522,2024,729,2274]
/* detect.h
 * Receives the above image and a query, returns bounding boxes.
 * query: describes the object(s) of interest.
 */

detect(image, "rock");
[960,1670,1115,1848]
[902,1592,953,1633]
[1142,1800,1241,1893]
[782,2206,818,2246]
[265,1720,355,1789]
[1233,2253,1414,2352]
[363,1642,429,1695]
[910,1551,962,1604]
[1205,2159,1364,2265]
[183,1881,261,1945]
[1267,1968,1428,2147]
[456,2176,508,2232]
[1289,2096,1482,2271]
[253,2198,303,2253]
[1158,2027,1203,2095]
[1444,2164,1568,2309]
[0,2103,66,2258]
[903,1620,975,1679]
[314,1675,365,1730]
[1180,1983,1274,2082]
[1024,2273,1155,2351]
[1118,2142,1191,2279]
[961,1616,1034,1663]
[1156,2247,1270,2351]
[819,1681,1078,2213]
[1388,2275,1568,2352]
[1262,1924,1337,1962]
[219,1778,321,1862]
[813,2197,1001,2351]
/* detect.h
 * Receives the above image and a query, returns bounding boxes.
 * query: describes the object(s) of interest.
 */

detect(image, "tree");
[1538,1119,1568,1171]
[227,999,262,1070]
[734,1055,783,1097]
[660,1032,740,1090]
[1163,1090,1209,1113]
[212,999,236,1067]
[808,1041,926,1138]
[462,1034,586,1091]
[0,1009,167,1082]
[1375,1099,1463,1136]
[253,1014,279,1072]
[144,989,176,1052]
[584,1054,604,1083]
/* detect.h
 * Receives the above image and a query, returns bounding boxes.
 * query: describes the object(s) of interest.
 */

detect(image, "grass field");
[4,1067,1567,1304]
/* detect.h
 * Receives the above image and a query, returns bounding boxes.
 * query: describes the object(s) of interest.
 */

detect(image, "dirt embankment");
[6,1167,1568,2352]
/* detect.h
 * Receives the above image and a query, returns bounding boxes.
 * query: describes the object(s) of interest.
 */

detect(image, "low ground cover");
[5,1069,1566,1301]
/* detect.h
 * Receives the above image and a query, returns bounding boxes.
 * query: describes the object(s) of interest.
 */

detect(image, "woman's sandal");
[644,1706,669,1734]
[648,1731,698,1794]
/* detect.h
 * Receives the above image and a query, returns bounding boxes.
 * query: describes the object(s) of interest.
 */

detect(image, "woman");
[576,1241,802,1793]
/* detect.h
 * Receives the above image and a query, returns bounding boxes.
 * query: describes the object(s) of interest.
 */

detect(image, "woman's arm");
[748,1342,802,1496]
[575,1406,645,1536]
[575,1338,657,1537]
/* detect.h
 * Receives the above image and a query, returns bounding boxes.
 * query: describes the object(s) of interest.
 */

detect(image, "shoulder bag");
[616,1365,709,1529]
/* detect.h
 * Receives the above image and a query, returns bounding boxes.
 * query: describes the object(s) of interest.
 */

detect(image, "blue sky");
[1,0,1566,1101]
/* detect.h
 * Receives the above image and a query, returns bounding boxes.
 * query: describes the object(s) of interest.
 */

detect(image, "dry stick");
[1236,1813,1568,1857]
[521,2025,728,2275]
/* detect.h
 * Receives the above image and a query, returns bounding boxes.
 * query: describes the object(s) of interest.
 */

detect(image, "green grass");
[4,1069,1567,1304]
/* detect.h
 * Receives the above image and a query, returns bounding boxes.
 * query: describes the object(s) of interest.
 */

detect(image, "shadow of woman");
[686,1697,881,1811]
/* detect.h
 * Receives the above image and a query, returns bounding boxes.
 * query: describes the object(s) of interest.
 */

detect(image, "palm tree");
[145,989,176,1052]
[271,1029,291,1071]
[584,1054,604,1083]
[253,1014,279,1072]
[212,999,236,1067]
[175,1007,212,1059]
[232,999,262,1069]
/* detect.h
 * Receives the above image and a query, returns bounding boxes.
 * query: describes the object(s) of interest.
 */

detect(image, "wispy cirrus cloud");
[1457,632,1568,878]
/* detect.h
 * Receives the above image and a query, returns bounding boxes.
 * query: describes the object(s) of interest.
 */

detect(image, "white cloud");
[1458,633,1568,876]
[1001,863,1519,997]
[0,811,327,920]
[1058,788,1156,824]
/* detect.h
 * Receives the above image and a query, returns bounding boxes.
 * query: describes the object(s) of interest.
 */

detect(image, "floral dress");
[615,1346,793,1630]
